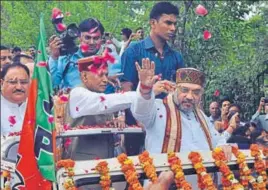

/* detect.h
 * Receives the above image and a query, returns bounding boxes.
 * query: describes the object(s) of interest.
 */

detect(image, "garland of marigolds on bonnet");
[117,153,143,190]
[167,152,192,189]
[138,151,158,183]
[57,159,77,190]
[95,161,112,190]
[212,147,244,190]
[231,146,258,189]
[188,151,217,190]
[250,144,267,190]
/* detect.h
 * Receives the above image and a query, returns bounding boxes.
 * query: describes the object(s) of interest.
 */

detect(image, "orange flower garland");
[167,152,192,190]
[262,146,268,168]
[231,146,258,188]
[2,170,11,190]
[250,144,267,190]
[188,152,217,190]
[95,161,112,190]
[117,153,143,190]
[138,151,158,183]
[57,159,77,190]
[212,147,243,190]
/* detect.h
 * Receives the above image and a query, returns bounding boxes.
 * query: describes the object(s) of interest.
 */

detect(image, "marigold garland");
[231,146,258,188]
[138,151,158,183]
[95,161,112,190]
[167,152,192,190]
[250,144,267,190]
[117,153,143,190]
[2,170,11,190]
[57,159,77,190]
[188,151,217,190]
[212,147,244,190]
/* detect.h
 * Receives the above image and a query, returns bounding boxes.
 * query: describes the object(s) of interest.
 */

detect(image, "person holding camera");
[48,18,105,90]
[251,97,268,132]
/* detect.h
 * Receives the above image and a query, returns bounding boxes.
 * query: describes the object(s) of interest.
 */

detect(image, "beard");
[172,90,196,113]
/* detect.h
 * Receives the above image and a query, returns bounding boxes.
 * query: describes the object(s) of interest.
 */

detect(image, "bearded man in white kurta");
[131,63,238,188]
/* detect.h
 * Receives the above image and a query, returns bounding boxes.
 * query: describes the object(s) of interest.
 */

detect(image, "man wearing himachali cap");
[131,60,238,188]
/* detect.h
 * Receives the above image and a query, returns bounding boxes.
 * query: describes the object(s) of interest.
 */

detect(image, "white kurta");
[1,95,27,136]
[131,90,231,188]
[69,87,136,118]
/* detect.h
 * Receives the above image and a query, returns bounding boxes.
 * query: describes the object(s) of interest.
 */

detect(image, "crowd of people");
[0,1,267,189]
[208,97,267,149]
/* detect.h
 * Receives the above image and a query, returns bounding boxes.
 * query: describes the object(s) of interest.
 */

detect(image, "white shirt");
[69,87,136,119]
[1,95,27,136]
[111,38,129,56]
[131,92,230,154]
[131,90,230,188]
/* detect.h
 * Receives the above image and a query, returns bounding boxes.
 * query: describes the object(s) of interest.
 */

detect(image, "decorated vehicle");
[1,131,267,190]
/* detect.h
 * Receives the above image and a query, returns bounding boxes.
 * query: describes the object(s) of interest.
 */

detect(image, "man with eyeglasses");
[0,45,12,70]
[1,63,30,136]
[48,18,105,90]
[132,65,237,189]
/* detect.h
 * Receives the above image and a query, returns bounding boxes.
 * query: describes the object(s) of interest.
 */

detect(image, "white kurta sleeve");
[201,111,228,147]
[131,85,157,129]
[69,87,136,118]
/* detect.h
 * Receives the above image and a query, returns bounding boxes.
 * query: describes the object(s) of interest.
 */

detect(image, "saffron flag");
[14,13,56,189]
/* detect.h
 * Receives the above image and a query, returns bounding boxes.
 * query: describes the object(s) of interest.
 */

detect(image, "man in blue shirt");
[121,2,184,94]
[48,18,105,89]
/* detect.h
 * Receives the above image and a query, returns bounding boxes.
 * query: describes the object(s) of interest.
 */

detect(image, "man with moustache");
[1,63,30,136]
[132,64,237,189]
[0,45,12,69]
[209,101,220,125]
[48,18,105,89]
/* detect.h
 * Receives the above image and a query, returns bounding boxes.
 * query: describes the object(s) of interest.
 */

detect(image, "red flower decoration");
[63,124,70,131]
[56,23,66,32]
[195,5,208,16]
[100,96,106,102]
[60,95,69,102]
[48,115,54,123]
[88,64,98,74]
[8,116,16,125]
[80,44,89,53]
[203,30,212,40]
[214,89,220,97]
[37,61,47,67]
[65,12,71,17]
[64,137,72,148]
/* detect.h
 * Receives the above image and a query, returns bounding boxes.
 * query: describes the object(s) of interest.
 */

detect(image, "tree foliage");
[1,0,267,120]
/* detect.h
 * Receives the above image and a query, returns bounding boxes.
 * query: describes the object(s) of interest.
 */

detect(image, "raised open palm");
[135,58,158,88]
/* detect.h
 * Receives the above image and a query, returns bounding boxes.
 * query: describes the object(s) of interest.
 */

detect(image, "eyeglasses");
[4,79,30,85]
[177,86,203,97]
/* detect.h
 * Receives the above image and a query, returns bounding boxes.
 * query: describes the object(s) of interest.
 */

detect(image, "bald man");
[209,101,220,125]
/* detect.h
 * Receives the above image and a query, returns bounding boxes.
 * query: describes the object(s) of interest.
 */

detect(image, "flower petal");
[195,5,208,16]
[100,96,106,102]
[203,30,212,40]
[8,116,16,125]
[48,115,54,123]
[60,95,69,102]
[37,61,47,67]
